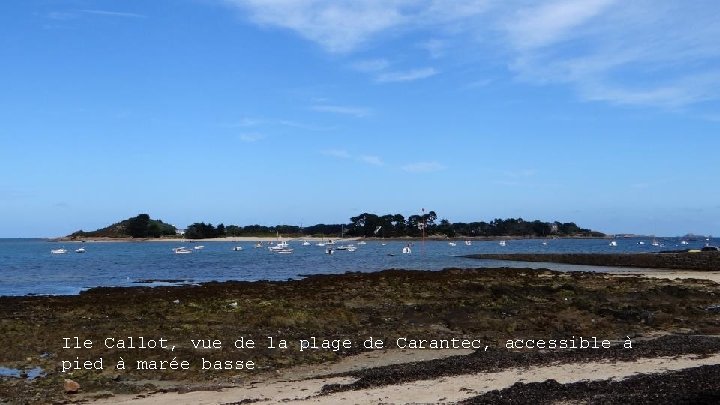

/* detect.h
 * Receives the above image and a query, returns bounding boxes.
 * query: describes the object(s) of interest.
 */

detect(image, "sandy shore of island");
[54,236,362,243]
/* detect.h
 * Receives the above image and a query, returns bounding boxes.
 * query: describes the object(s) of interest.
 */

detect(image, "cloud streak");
[79,10,147,18]
[501,1,720,108]
[321,149,352,159]
[351,58,437,83]
[351,58,390,72]
[322,150,384,167]
[504,0,616,50]
[359,155,384,166]
[224,0,406,53]
[401,161,446,173]
[222,0,720,109]
[311,104,370,118]
[377,67,438,83]
[239,133,264,142]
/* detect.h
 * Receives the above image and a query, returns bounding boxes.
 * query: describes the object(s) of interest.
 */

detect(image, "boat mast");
[421,208,426,255]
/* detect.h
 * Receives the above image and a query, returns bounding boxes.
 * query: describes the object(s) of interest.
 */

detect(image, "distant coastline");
[49,234,610,243]
[61,213,605,241]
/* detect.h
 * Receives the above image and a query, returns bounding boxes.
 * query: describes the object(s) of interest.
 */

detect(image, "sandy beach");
[94,351,720,404]
[56,236,362,243]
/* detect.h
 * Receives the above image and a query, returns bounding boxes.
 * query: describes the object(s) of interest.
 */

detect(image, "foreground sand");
[95,350,720,404]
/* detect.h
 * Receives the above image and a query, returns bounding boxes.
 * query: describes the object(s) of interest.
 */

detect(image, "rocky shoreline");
[2,267,720,403]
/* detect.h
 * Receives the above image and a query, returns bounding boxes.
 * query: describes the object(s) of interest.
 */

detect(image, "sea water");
[0,237,712,296]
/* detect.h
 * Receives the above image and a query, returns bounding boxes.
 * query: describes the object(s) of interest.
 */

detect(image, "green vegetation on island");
[67,212,603,239]
[69,214,177,239]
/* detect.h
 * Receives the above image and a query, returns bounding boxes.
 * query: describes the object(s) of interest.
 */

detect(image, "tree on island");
[70,214,177,239]
[126,214,151,238]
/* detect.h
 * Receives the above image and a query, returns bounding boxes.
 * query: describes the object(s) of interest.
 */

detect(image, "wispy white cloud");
[376,67,438,83]
[322,150,384,167]
[503,0,616,50]
[230,117,263,127]
[47,12,76,21]
[418,38,446,58]
[351,58,390,72]
[224,0,406,53]
[275,120,336,131]
[239,133,264,142]
[222,0,487,53]
[222,0,720,109]
[311,104,370,118]
[401,161,446,173]
[351,58,437,83]
[321,149,352,159]
[359,155,384,166]
[79,9,147,18]
[501,1,720,108]
[464,78,493,89]
[222,117,335,131]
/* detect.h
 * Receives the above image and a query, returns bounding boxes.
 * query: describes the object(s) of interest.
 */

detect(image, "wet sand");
[465,251,720,271]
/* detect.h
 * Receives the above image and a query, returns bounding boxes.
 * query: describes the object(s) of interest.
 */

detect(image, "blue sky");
[1,0,719,237]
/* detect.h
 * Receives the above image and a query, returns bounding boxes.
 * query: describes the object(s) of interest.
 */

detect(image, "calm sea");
[0,237,713,297]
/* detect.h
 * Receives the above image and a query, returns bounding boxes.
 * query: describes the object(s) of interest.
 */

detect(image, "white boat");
[254,242,263,248]
[541,241,548,246]
[448,242,457,247]
[273,248,293,254]
[681,240,689,245]
[302,240,311,246]
[316,242,326,247]
[651,238,660,247]
[75,247,86,253]
[326,247,334,255]
[173,247,192,254]
[499,240,506,247]
[232,246,243,251]
[51,248,68,254]
[194,245,204,250]
[638,241,646,245]
[357,241,367,245]
[402,246,412,254]
[609,240,617,247]
[335,245,349,250]
[464,240,472,246]
[347,246,357,252]
[269,235,290,251]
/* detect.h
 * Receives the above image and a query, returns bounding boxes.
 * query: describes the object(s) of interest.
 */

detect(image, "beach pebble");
[64,379,80,394]
[173,299,180,304]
